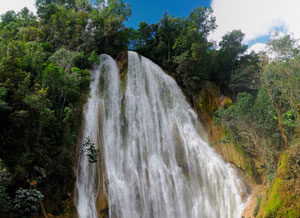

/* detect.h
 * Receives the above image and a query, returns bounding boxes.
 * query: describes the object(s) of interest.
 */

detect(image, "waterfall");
[76,51,248,218]
[76,54,119,218]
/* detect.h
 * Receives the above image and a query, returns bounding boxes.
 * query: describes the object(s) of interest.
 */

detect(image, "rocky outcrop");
[194,82,263,184]
[195,82,300,217]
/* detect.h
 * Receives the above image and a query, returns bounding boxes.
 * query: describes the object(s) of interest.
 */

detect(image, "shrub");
[82,137,99,163]
[12,188,44,218]
[0,185,11,216]
[88,50,100,65]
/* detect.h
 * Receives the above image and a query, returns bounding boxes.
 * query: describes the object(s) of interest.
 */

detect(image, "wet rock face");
[116,51,128,76]
[97,185,109,218]
[196,82,232,124]
[116,51,128,95]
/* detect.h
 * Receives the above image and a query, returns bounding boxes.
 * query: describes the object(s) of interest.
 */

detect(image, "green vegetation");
[0,185,10,216]
[215,35,300,182]
[0,0,300,216]
[12,188,44,218]
[82,137,99,163]
[0,0,131,216]
[257,144,300,217]
[131,13,260,100]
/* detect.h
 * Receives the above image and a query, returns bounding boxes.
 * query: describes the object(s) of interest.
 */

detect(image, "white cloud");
[247,43,267,54]
[0,1,36,16]
[209,0,300,44]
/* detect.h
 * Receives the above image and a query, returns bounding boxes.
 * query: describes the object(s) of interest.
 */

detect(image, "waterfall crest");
[76,51,247,218]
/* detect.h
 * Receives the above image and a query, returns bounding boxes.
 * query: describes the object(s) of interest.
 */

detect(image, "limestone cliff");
[195,82,300,218]
[194,82,264,184]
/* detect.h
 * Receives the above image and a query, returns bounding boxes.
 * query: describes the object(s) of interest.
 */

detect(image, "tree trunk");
[40,201,48,218]
[265,85,289,147]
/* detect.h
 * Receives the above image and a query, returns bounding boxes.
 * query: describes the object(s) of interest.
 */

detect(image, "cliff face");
[192,82,261,218]
[194,82,264,184]
[195,82,300,218]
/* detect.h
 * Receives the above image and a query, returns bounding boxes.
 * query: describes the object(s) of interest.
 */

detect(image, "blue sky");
[124,0,211,29]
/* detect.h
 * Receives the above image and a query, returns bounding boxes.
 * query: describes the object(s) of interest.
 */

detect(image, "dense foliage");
[12,188,44,218]
[131,11,260,101]
[215,34,300,182]
[0,0,131,215]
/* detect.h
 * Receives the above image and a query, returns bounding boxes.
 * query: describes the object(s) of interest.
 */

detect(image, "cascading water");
[76,54,120,218]
[76,51,248,218]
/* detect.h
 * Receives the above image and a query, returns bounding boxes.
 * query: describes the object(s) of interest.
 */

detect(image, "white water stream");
[76,51,247,218]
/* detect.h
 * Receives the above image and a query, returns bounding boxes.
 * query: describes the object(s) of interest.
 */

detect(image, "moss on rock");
[257,144,300,217]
